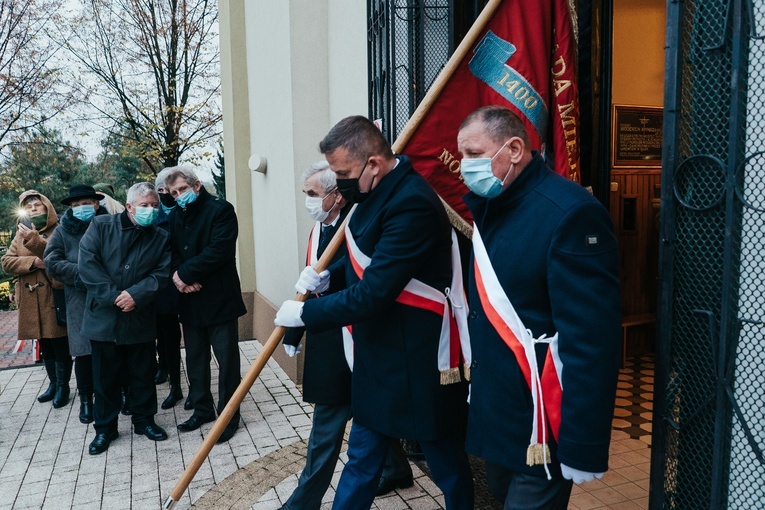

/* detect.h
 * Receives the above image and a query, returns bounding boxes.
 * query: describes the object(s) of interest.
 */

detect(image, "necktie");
[319,225,330,248]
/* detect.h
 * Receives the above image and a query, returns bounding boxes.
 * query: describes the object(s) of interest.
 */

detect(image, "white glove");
[283,343,302,357]
[560,463,604,484]
[295,266,330,294]
[275,300,305,327]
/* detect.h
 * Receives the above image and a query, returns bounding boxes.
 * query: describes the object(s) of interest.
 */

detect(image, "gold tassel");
[440,367,462,385]
[463,362,471,381]
[526,444,552,466]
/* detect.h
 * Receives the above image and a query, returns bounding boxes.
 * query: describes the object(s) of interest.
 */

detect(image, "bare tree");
[0,0,65,148]
[65,0,221,173]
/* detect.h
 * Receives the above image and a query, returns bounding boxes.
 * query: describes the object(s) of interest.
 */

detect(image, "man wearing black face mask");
[275,116,473,509]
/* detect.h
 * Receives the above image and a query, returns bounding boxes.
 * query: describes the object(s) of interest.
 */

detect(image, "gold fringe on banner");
[463,362,471,382]
[440,367,462,385]
[526,443,552,467]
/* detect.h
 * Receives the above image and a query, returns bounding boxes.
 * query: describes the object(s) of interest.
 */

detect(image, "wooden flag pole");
[164,2,504,507]
[163,214,351,509]
[392,0,503,238]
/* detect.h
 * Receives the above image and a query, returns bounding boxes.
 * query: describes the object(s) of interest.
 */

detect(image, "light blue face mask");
[175,188,198,209]
[161,204,175,215]
[460,141,511,198]
[72,205,96,222]
[133,206,159,227]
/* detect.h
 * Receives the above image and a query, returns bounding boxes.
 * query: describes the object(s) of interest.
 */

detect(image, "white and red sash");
[307,221,354,371]
[345,219,471,384]
[472,224,563,474]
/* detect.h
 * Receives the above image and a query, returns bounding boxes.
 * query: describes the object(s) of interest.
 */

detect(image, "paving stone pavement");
[0,339,455,510]
[0,317,651,510]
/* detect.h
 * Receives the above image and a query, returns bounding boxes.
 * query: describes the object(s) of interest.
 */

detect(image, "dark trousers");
[285,403,353,510]
[91,340,158,434]
[74,355,93,395]
[486,461,574,510]
[39,337,70,362]
[183,320,240,424]
[332,422,474,510]
[156,313,182,385]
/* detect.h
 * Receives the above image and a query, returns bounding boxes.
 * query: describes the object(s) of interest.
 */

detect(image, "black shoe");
[216,423,238,444]
[134,422,168,441]
[37,382,56,403]
[52,361,72,408]
[177,414,215,432]
[376,473,414,496]
[154,369,168,385]
[79,395,93,424]
[89,431,119,455]
[161,385,184,410]
[38,359,57,403]
[184,397,193,410]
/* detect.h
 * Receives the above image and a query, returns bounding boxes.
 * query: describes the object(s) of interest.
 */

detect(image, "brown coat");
[1,190,67,340]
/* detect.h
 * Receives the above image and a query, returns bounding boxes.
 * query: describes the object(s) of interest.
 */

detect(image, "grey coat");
[43,208,108,356]
[78,211,171,344]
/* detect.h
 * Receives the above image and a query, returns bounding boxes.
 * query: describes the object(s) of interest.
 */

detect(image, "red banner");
[400,0,580,224]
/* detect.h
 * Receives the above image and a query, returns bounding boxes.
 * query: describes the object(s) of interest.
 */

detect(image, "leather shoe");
[376,473,414,496]
[184,397,193,410]
[161,385,184,410]
[134,422,168,441]
[216,423,238,444]
[89,431,119,455]
[177,414,215,432]
[154,369,168,385]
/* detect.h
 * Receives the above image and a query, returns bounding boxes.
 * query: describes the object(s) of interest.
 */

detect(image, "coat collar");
[349,155,411,233]
[463,152,551,224]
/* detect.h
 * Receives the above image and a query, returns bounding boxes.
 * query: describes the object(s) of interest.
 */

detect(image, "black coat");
[79,211,171,344]
[169,187,246,327]
[302,156,466,441]
[283,206,352,405]
[463,154,621,475]
[44,207,108,356]
[154,206,179,315]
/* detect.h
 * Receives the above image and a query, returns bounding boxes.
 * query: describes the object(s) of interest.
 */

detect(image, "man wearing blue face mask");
[457,106,621,509]
[78,182,171,455]
[165,166,247,444]
[151,168,184,410]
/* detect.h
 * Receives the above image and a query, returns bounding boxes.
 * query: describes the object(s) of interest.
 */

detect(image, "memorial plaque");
[612,105,663,168]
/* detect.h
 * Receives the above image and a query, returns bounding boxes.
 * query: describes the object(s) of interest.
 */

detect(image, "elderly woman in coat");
[1,190,71,408]
[44,184,108,424]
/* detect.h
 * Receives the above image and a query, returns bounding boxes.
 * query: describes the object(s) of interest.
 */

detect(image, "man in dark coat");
[280,160,353,510]
[153,168,184,410]
[165,166,247,444]
[275,116,473,509]
[79,182,172,455]
[457,106,621,509]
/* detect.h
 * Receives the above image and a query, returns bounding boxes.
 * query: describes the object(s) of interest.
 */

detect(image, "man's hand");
[295,266,330,294]
[275,300,305,328]
[560,463,604,484]
[114,290,136,312]
[173,270,202,293]
[283,343,302,357]
[33,257,45,269]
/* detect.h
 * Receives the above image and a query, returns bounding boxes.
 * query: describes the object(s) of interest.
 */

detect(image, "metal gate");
[368,0,456,142]
[652,0,765,509]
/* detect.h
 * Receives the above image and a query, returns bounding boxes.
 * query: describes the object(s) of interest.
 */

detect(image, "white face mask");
[305,191,336,223]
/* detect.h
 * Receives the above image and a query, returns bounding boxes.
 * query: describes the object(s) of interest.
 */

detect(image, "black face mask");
[158,192,176,208]
[336,161,369,204]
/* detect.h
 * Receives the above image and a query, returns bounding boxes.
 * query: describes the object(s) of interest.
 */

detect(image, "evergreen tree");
[0,126,86,229]
[212,143,225,199]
